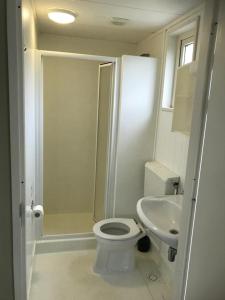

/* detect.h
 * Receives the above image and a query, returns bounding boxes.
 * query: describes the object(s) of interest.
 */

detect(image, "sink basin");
[137,195,183,249]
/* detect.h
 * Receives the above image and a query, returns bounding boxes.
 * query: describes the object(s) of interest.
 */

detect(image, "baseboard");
[36,234,96,254]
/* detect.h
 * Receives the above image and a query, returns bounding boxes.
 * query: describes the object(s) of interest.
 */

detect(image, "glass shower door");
[93,63,113,222]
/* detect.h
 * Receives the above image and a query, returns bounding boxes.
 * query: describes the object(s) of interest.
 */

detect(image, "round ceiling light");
[48,10,76,24]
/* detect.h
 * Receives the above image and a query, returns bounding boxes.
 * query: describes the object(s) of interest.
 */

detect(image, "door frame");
[36,50,120,238]
[93,62,118,221]
[7,1,27,300]
[7,0,219,299]
[184,1,225,296]
[174,0,219,299]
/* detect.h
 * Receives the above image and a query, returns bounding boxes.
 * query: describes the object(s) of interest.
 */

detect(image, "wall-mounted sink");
[137,195,183,249]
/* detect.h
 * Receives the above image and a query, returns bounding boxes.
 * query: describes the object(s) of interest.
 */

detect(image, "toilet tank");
[144,161,179,196]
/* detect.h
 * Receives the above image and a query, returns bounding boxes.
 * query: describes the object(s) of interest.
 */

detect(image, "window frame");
[169,30,196,108]
[176,30,196,69]
[160,18,200,111]
[179,36,195,67]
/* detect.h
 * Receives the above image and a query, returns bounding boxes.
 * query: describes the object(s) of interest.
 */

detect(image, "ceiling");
[34,0,203,43]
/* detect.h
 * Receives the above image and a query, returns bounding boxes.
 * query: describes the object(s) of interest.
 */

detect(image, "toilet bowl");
[93,218,144,274]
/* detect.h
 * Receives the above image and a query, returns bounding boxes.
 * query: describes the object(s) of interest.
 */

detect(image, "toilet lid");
[93,218,141,241]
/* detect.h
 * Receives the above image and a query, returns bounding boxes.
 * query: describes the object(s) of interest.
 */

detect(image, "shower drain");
[146,272,159,281]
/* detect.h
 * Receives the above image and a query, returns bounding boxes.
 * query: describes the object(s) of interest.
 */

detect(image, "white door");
[184,1,225,299]
[7,1,37,299]
[22,0,37,296]
[23,47,37,296]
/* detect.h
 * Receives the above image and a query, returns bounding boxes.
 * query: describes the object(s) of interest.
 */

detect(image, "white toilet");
[93,161,179,274]
[93,218,144,274]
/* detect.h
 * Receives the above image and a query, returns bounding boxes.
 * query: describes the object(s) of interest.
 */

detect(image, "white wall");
[43,57,100,215]
[137,30,190,187]
[136,8,203,289]
[22,0,37,294]
[114,56,158,217]
[38,33,137,57]
[155,112,190,186]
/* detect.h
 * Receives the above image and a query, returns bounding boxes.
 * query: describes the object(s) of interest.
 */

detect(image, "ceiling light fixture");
[48,9,76,24]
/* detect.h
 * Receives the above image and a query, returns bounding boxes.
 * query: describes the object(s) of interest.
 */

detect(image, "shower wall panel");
[43,57,99,214]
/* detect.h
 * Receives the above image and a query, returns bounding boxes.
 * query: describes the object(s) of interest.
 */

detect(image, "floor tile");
[29,250,170,300]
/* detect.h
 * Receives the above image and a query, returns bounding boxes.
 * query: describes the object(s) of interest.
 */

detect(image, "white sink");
[137,195,183,249]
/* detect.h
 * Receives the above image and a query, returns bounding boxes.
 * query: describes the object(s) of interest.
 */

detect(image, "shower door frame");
[36,50,120,238]
[93,62,116,222]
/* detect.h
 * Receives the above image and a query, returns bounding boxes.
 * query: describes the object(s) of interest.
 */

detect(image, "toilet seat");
[93,218,141,241]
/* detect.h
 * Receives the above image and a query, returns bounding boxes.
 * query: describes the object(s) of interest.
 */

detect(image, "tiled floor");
[43,212,94,235]
[29,250,171,300]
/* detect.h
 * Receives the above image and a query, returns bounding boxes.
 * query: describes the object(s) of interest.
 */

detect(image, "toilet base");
[93,240,136,274]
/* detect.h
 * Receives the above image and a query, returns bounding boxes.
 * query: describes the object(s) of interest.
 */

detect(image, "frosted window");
[182,43,194,65]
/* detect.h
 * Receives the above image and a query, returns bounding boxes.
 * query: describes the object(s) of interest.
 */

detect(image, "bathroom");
[10,0,221,299]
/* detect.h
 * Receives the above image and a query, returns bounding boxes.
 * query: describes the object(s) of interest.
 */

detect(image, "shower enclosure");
[37,52,117,236]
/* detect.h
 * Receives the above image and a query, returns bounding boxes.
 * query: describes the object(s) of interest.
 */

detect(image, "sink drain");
[169,229,179,235]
